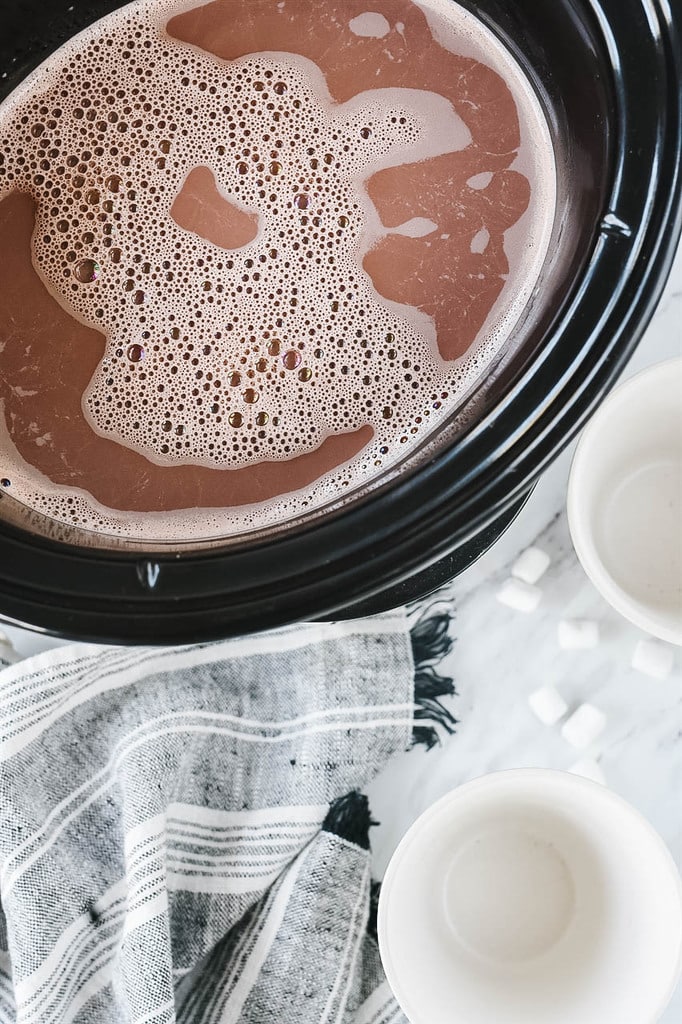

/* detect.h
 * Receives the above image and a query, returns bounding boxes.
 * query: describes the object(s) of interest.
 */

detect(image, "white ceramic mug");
[567,357,682,645]
[378,769,682,1024]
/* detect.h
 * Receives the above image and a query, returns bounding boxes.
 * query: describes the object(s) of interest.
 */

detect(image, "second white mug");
[378,769,682,1024]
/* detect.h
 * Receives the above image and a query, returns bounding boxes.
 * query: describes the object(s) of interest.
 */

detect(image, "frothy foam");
[0,0,556,544]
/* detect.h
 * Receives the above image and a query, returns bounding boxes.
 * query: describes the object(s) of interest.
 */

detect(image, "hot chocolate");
[0,0,556,544]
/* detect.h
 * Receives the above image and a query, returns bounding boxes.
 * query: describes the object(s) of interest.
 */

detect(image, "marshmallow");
[569,758,606,786]
[558,618,600,650]
[528,685,568,726]
[511,546,551,585]
[631,637,675,679]
[561,703,607,750]
[496,577,542,613]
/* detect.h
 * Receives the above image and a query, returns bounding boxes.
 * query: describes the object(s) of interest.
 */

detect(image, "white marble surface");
[3,245,681,1019]
[368,241,682,1021]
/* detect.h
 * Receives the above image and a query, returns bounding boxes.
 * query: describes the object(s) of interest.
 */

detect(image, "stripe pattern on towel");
[0,607,454,1022]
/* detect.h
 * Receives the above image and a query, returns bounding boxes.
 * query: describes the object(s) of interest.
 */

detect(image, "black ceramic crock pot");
[0,0,680,643]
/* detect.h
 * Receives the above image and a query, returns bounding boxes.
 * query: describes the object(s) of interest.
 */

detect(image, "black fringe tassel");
[367,879,381,944]
[322,790,374,850]
[410,604,457,750]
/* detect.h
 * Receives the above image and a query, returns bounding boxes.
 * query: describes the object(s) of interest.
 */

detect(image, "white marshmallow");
[569,758,606,786]
[561,703,607,750]
[631,637,675,679]
[557,618,600,650]
[495,577,542,613]
[511,546,551,585]
[528,685,568,726]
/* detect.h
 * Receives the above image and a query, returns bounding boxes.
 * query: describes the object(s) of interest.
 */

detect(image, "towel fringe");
[410,604,457,749]
[322,790,374,850]
[367,879,381,944]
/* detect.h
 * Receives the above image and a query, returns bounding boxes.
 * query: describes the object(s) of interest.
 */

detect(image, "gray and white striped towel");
[0,606,456,1023]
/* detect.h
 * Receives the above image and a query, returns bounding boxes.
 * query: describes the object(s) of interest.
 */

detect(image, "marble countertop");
[4,244,681,1020]
[369,241,682,1020]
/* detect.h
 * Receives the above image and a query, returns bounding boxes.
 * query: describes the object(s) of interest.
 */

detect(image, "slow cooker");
[0,0,680,643]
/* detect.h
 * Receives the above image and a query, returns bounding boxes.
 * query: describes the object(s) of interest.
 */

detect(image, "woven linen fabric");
[0,607,455,1024]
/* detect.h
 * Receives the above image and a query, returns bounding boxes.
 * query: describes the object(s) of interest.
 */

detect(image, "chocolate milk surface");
[0,0,555,541]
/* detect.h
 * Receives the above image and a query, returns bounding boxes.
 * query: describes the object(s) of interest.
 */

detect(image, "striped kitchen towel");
[0,605,455,1023]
